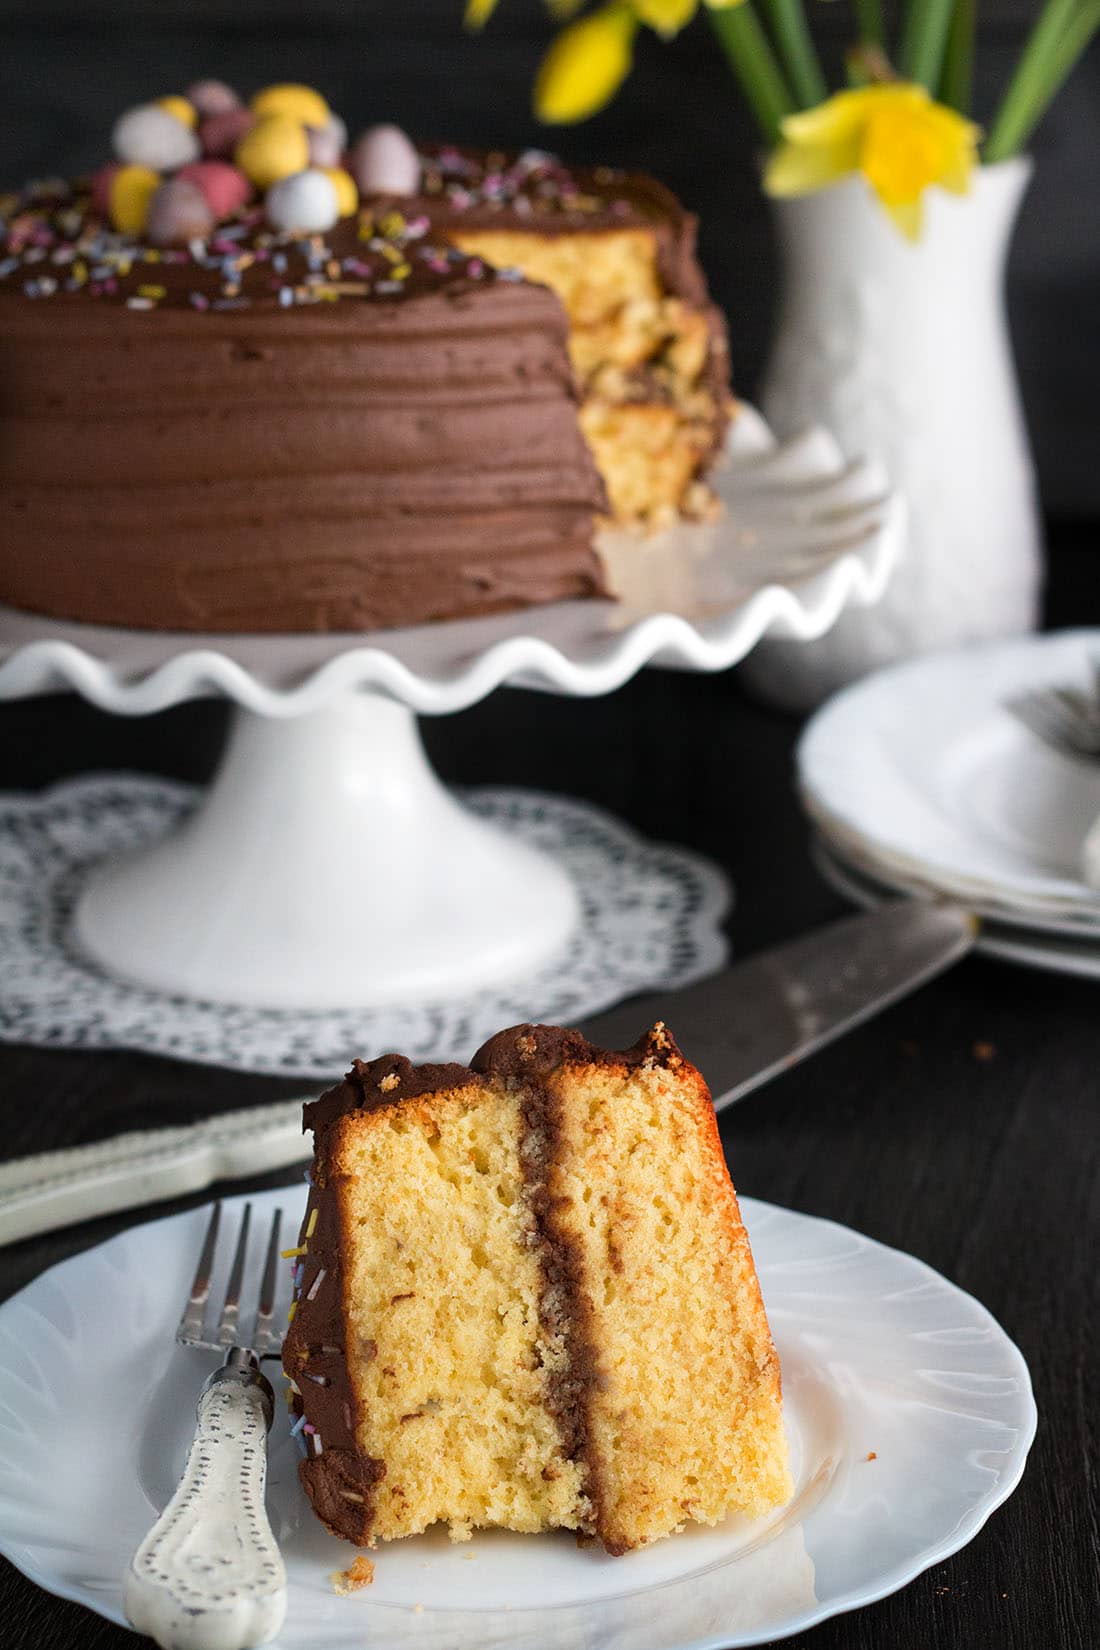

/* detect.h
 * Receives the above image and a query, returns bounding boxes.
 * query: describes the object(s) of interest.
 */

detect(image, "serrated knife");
[0,900,975,1247]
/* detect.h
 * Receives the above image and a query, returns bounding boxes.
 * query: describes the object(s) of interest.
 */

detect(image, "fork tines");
[177,1201,286,1358]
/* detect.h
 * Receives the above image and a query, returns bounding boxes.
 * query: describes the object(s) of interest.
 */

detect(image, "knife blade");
[0,900,974,1246]
[578,899,976,1111]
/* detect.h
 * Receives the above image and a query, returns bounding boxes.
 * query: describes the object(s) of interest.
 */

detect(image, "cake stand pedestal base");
[73,695,578,1009]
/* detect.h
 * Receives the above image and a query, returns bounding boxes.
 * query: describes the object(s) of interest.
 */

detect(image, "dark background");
[1,0,1098,516]
[1,7,1099,1649]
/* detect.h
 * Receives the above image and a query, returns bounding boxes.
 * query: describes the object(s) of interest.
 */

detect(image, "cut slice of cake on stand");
[283,1022,791,1556]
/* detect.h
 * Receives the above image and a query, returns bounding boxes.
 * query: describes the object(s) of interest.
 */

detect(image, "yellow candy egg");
[235,115,311,190]
[251,84,330,129]
[154,95,198,130]
[109,165,161,234]
[323,168,358,218]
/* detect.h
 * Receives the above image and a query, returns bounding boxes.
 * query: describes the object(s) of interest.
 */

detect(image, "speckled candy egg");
[322,167,358,218]
[112,103,201,171]
[185,79,241,118]
[177,161,252,221]
[307,114,348,170]
[145,178,216,246]
[251,84,330,128]
[236,115,311,190]
[265,168,340,234]
[351,124,421,196]
[154,95,198,130]
[92,163,160,233]
[199,108,255,160]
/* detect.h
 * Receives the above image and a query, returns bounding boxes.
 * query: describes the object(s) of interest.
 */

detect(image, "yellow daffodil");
[534,5,638,124]
[533,0,742,124]
[764,84,981,239]
[468,0,741,32]
[634,0,741,36]
[464,0,500,24]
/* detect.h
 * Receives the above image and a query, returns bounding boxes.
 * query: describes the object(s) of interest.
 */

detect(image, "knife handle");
[125,1356,286,1650]
[0,1098,308,1247]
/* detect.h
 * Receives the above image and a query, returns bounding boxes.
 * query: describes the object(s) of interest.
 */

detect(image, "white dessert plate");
[0,410,901,717]
[811,831,1100,981]
[799,630,1100,927]
[0,1187,1035,1650]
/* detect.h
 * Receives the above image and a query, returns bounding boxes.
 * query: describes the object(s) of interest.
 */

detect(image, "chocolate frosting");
[0,146,724,633]
[0,186,608,631]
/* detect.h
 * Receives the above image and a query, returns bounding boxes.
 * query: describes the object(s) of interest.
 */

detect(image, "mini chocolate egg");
[265,168,340,234]
[322,167,358,218]
[351,124,421,196]
[236,114,311,190]
[177,161,252,221]
[155,95,198,130]
[106,165,161,234]
[251,84,330,129]
[145,177,216,246]
[307,114,347,170]
[199,107,255,159]
[112,102,201,171]
[185,79,241,118]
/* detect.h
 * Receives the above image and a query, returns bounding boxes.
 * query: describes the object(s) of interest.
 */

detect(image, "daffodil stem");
[985,0,1100,161]
[760,0,828,108]
[708,5,797,146]
[899,0,957,90]
[853,0,885,49]
[939,0,976,112]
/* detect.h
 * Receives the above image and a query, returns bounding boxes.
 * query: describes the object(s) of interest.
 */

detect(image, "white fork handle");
[125,1362,287,1650]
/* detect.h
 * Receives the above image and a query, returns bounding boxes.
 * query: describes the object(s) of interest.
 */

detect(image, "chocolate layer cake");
[0,188,607,632]
[284,1023,791,1555]
[0,88,732,634]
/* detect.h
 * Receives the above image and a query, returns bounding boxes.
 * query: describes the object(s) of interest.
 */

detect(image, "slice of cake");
[283,1023,791,1555]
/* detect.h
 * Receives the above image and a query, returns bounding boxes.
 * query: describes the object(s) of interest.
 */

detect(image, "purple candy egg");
[307,115,348,171]
[145,178,215,246]
[200,107,256,160]
[90,164,121,219]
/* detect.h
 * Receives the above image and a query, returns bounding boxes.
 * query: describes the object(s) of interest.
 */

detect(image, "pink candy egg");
[177,161,252,221]
[145,178,215,246]
[200,107,255,160]
[185,79,241,119]
[351,124,421,196]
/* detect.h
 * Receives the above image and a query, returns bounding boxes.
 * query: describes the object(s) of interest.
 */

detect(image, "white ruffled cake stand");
[0,411,902,1010]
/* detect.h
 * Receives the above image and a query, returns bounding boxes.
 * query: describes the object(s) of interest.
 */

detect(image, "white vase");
[741,157,1042,711]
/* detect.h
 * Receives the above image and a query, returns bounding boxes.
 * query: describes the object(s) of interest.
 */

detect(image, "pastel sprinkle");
[290,1411,308,1438]
[306,1207,318,1238]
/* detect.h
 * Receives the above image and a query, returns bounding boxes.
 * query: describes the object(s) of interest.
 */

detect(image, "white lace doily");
[0,775,730,1077]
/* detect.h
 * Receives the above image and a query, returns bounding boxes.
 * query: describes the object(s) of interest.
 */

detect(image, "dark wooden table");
[2,529,1098,1650]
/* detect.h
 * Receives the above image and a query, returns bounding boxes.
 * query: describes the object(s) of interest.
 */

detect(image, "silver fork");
[125,1202,289,1650]
[1004,660,1100,761]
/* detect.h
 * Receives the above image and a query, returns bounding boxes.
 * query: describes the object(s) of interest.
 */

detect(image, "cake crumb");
[380,1072,400,1092]
[972,1040,996,1061]
[413,1603,425,1614]
[331,1555,374,1595]
[865,1450,877,1461]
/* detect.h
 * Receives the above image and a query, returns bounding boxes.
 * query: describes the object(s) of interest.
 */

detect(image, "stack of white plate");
[798,630,1100,978]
